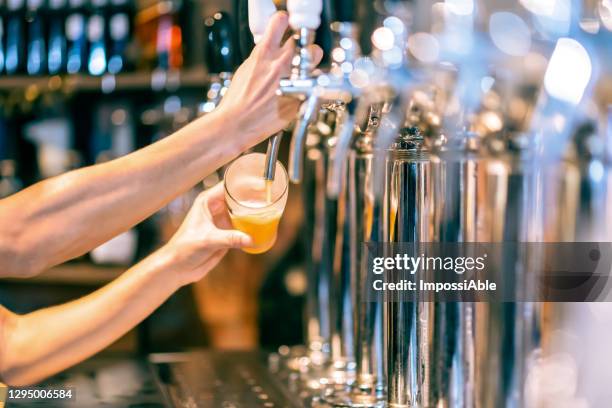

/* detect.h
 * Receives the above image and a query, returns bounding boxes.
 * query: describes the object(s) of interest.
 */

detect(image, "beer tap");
[249,0,338,385]
[319,0,368,390]
[320,2,419,405]
[277,0,354,184]
[257,0,325,182]
[246,0,285,181]
[199,12,238,115]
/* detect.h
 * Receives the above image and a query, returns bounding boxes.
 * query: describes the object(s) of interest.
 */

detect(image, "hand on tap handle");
[0,9,323,387]
[219,11,323,149]
[248,0,284,181]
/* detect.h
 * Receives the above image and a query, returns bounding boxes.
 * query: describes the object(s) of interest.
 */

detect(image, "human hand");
[216,11,323,149]
[162,183,253,287]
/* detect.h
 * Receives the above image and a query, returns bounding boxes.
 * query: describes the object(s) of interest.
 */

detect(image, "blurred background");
[0,0,611,406]
[0,0,611,387]
[0,0,311,355]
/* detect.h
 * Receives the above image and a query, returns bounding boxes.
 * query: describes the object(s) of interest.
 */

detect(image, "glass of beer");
[224,153,289,254]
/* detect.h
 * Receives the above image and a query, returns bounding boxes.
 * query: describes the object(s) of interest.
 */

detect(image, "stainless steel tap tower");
[244,0,611,406]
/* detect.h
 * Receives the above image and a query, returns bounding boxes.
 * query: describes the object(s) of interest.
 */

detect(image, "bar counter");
[6,351,305,408]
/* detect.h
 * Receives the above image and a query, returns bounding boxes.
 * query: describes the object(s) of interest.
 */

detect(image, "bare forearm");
[0,110,246,276]
[0,248,178,385]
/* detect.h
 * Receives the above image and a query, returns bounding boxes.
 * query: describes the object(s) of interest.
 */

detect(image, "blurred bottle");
[0,0,5,73]
[107,0,132,74]
[26,0,46,75]
[5,0,26,74]
[0,160,22,197]
[134,0,183,70]
[47,0,68,74]
[66,0,88,74]
[24,117,78,179]
[0,118,22,197]
[87,0,108,75]
[156,6,182,70]
[198,11,237,115]
[90,102,138,265]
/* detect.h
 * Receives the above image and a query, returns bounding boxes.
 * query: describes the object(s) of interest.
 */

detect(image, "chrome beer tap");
[322,2,421,405]
[382,126,432,408]
[322,103,388,407]
[250,1,354,387]
[247,0,286,182]
[276,0,325,184]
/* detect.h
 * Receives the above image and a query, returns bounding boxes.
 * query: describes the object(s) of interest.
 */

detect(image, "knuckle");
[230,234,241,248]
[270,62,284,76]
[196,191,208,203]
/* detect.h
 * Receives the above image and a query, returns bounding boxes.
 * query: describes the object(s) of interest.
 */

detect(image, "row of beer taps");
[202,0,612,406]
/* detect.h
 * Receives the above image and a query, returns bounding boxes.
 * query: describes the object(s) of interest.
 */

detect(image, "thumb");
[207,229,254,249]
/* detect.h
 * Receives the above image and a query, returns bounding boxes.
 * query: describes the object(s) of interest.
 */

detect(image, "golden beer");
[230,210,282,254]
[224,153,288,254]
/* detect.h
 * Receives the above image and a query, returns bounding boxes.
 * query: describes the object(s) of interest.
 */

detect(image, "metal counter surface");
[149,350,303,408]
[6,351,302,408]
[6,355,164,408]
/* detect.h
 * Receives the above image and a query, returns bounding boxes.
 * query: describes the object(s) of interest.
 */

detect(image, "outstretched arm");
[0,12,320,278]
[0,184,250,386]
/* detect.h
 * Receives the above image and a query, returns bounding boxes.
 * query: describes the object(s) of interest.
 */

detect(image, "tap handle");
[287,0,323,30]
[235,0,254,62]
[205,12,237,75]
[248,0,277,44]
[330,0,356,23]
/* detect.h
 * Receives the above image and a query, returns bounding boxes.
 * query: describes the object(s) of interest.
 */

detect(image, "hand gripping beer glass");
[224,153,289,254]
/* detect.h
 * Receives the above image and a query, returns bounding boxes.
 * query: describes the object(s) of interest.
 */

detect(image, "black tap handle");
[330,0,356,22]
[234,0,254,65]
[205,11,238,75]
[315,0,333,67]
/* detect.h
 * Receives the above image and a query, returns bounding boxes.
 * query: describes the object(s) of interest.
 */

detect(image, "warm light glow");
[383,47,403,67]
[349,57,376,89]
[341,62,353,74]
[481,111,503,132]
[489,12,531,56]
[543,38,592,105]
[480,76,495,93]
[445,0,474,15]
[383,16,405,34]
[317,75,331,87]
[332,47,346,63]
[528,0,571,37]
[339,37,353,50]
[520,0,557,16]
[372,27,395,51]
[163,95,181,114]
[600,0,612,31]
[408,32,440,63]
[349,70,369,88]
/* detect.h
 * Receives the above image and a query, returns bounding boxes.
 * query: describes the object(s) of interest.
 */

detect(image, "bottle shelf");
[1,262,125,286]
[0,68,209,94]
